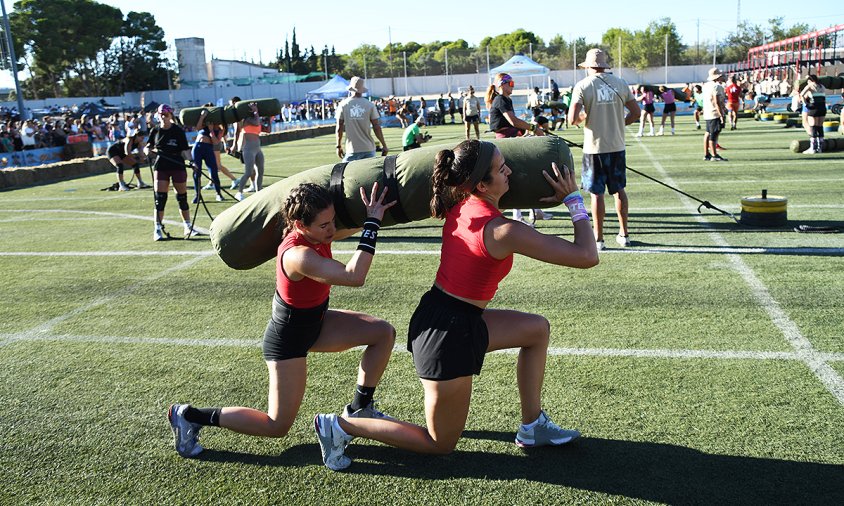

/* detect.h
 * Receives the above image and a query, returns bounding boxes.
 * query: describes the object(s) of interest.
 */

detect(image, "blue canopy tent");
[305,75,352,100]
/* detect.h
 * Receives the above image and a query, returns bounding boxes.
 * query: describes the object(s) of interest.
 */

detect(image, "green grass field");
[1,116,843,505]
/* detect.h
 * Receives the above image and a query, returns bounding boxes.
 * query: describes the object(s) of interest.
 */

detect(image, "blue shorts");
[343,151,376,162]
[581,151,626,195]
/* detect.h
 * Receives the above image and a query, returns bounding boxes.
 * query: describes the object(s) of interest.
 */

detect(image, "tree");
[605,18,685,71]
[105,11,169,93]
[10,0,122,97]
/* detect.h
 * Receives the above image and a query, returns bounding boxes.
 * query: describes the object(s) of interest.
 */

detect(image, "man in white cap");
[568,48,640,250]
[335,76,388,161]
[702,67,728,162]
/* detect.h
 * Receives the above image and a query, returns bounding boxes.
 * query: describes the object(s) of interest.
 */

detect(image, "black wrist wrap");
[357,218,381,254]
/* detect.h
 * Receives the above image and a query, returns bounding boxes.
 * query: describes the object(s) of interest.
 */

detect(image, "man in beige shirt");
[568,48,640,250]
[335,77,388,161]
[701,67,727,162]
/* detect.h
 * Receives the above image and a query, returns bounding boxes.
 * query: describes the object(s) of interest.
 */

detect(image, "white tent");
[488,54,550,79]
[306,75,351,100]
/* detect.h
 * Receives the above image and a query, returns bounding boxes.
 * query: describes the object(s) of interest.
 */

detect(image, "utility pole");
[696,19,700,64]
[665,33,669,85]
[388,26,394,96]
[736,0,741,31]
[1,0,26,120]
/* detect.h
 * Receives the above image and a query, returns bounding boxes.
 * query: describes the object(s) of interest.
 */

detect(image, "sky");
[2,0,843,89]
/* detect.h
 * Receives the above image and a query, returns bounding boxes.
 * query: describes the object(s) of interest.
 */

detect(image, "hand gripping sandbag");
[210,136,574,270]
[179,98,282,126]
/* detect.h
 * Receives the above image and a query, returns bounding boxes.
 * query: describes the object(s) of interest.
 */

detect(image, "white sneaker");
[515,410,580,448]
[118,183,129,191]
[657,128,664,136]
[802,147,817,154]
[645,131,655,137]
[314,414,353,471]
[596,240,605,251]
[534,209,553,220]
[245,185,255,193]
[184,225,199,238]
[634,131,643,138]
[215,194,224,202]
[202,182,215,190]
[615,234,631,247]
[235,192,244,202]
[153,227,164,241]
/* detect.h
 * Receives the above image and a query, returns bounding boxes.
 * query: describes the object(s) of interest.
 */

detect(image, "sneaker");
[615,234,631,247]
[596,240,605,251]
[202,182,215,190]
[711,155,728,162]
[167,404,204,458]
[703,154,712,161]
[657,128,664,136]
[515,410,580,448]
[696,124,701,130]
[534,209,553,221]
[245,185,256,193]
[153,228,164,241]
[314,413,353,471]
[215,194,224,202]
[192,196,199,204]
[184,225,199,238]
[645,132,654,137]
[234,192,244,202]
[634,132,643,138]
[802,147,817,154]
[342,401,395,421]
[137,182,152,189]
[229,177,240,190]
[118,183,129,191]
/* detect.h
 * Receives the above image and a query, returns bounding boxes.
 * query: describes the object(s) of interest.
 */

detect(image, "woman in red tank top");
[167,182,398,459]
[314,140,599,471]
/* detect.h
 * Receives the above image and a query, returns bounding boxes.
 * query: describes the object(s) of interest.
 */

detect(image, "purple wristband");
[563,192,589,223]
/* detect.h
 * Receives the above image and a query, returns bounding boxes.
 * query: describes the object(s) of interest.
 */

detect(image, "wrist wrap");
[563,191,589,223]
[357,217,381,254]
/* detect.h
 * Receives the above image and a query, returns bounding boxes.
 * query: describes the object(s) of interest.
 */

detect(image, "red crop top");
[435,197,513,300]
[276,231,332,308]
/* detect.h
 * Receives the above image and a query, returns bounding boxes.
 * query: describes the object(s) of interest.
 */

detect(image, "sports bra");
[243,124,262,135]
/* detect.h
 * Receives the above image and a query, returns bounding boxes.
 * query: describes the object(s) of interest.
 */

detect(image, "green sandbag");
[789,138,844,152]
[210,136,574,270]
[797,76,844,92]
[180,105,239,126]
[231,99,282,121]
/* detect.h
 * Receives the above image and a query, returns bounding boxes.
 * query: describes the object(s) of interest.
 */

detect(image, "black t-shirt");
[489,95,514,132]
[107,141,127,158]
[148,125,188,170]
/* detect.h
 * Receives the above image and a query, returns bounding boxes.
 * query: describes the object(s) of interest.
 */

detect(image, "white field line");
[634,137,844,405]
[0,209,211,234]
[3,246,844,258]
[4,331,844,363]
[6,253,212,340]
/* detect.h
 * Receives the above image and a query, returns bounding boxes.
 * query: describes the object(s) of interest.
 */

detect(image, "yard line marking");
[635,137,844,405]
[3,245,843,258]
[12,253,212,338]
[0,209,211,234]
[6,331,843,362]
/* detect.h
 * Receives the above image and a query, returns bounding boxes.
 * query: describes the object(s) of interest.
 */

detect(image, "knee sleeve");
[132,163,141,174]
[115,162,125,175]
[176,192,189,211]
[154,191,168,212]
[813,125,824,138]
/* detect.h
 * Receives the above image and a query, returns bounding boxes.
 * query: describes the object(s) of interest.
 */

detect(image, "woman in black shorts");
[107,132,149,191]
[144,104,196,241]
[314,140,599,471]
[800,75,827,154]
[167,182,397,458]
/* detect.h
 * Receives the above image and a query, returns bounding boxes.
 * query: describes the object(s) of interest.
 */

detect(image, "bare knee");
[376,320,396,347]
[266,419,293,438]
[528,315,551,347]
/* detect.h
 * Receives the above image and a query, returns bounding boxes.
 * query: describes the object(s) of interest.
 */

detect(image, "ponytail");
[485,85,498,110]
[429,140,492,219]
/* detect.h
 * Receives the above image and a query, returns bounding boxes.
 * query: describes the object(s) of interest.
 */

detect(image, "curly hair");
[281,183,333,237]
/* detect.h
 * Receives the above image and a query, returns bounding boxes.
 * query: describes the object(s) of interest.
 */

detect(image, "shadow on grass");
[199,434,843,503]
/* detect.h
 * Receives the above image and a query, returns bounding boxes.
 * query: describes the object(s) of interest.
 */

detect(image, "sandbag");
[210,136,575,270]
[797,76,844,92]
[789,138,844,152]
[231,99,281,121]
[179,98,282,126]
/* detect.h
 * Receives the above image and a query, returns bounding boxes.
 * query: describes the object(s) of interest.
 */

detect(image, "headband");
[459,141,496,192]
[495,74,513,87]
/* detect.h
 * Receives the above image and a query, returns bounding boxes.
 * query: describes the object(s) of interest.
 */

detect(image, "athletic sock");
[350,385,376,412]
[184,406,221,426]
[520,416,541,431]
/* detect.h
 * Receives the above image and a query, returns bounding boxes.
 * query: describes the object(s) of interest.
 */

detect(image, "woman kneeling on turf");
[168,182,397,458]
[315,139,599,471]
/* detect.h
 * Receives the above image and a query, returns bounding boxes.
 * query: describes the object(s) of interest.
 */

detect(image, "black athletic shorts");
[645,103,655,114]
[705,119,722,142]
[663,103,676,114]
[407,286,489,381]
[262,292,328,361]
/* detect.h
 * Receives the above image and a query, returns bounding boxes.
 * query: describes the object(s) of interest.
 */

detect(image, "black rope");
[558,136,739,223]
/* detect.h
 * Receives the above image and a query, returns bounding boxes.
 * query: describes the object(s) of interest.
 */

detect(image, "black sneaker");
[703,154,712,161]
[711,155,728,162]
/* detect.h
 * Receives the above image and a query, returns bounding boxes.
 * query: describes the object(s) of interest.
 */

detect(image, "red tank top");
[276,231,332,308]
[435,197,513,300]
